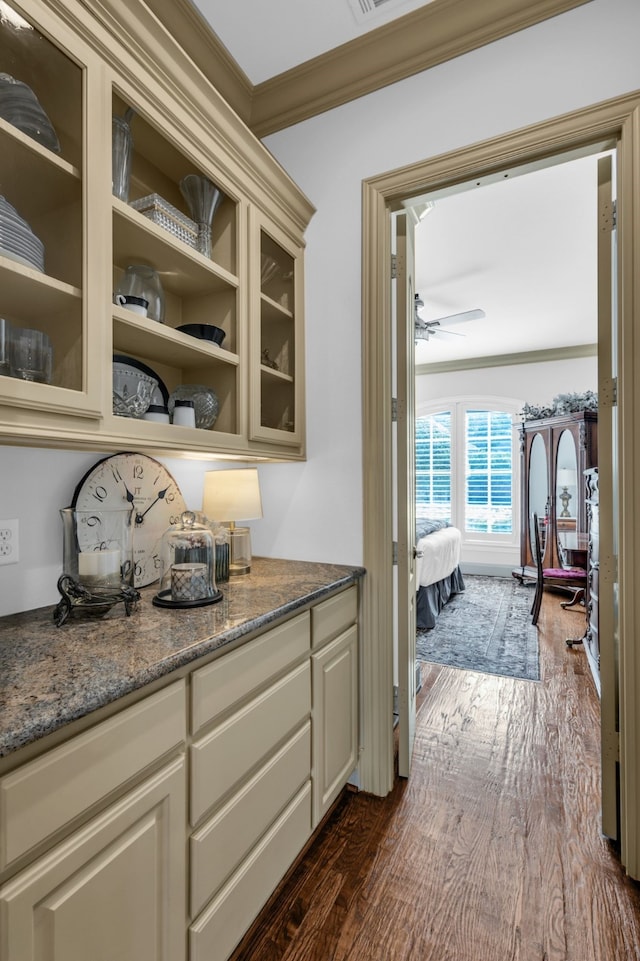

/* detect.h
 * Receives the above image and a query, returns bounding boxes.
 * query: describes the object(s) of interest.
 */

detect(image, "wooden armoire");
[516,410,598,579]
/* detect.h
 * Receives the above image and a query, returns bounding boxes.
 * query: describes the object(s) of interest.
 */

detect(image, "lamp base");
[229,526,252,576]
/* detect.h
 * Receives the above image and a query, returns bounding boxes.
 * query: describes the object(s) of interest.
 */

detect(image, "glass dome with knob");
[153,510,223,608]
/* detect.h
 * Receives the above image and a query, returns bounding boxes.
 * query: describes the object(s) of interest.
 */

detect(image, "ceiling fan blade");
[432,326,466,340]
[430,308,485,326]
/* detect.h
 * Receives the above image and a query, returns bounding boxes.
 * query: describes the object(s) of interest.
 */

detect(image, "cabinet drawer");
[190,781,312,961]
[191,612,310,735]
[190,721,310,917]
[0,681,186,871]
[311,586,357,650]
[190,661,310,825]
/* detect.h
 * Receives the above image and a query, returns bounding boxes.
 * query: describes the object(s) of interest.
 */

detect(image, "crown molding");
[145,0,592,138]
[415,342,597,376]
[250,0,593,136]
[144,0,253,124]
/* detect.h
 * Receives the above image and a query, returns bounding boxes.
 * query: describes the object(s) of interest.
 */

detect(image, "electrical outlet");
[0,519,19,565]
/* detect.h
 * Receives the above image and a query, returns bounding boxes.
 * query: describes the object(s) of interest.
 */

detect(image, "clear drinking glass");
[9,327,48,382]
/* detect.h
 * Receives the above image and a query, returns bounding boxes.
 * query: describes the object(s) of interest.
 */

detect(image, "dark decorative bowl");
[176,323,225,346]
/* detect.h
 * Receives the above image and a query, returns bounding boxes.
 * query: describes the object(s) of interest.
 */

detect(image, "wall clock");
[71,452,187,588]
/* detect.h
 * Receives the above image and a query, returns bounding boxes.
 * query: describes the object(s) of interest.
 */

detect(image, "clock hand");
[135,486,170,525]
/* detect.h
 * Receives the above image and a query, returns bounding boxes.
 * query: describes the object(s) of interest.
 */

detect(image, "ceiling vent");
[347,0,425,26]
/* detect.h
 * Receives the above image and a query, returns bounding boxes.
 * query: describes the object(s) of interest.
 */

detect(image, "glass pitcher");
[114,265,165,323]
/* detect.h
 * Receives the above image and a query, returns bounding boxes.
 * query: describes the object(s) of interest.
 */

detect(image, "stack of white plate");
[0,195,44,272]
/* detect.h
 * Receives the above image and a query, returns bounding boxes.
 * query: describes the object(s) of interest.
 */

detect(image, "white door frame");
[360,90,640,876]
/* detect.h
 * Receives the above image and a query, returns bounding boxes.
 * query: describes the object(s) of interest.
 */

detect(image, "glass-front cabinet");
[0,2,102,425]
[250,212,305,451]
[0,0,313,461]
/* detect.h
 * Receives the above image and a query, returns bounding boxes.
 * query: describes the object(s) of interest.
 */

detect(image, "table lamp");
[202,468,263,575]
[557,468,576,517]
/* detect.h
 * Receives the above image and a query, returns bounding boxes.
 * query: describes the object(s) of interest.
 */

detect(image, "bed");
[415,519,465,630]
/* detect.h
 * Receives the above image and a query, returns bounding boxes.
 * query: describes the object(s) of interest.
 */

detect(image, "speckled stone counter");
[0,557,364,760]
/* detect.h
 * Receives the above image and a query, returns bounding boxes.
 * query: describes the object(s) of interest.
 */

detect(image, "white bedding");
[415,526,462,589]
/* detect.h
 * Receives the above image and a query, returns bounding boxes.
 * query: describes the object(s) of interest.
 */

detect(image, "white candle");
[78,550,122,590]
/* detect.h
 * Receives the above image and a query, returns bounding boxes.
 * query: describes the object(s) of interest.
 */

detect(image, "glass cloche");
[153,510,223,608]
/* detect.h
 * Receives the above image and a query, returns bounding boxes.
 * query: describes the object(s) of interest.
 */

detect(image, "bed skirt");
[416,566,466,631]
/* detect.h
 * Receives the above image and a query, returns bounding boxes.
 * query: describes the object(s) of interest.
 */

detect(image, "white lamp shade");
[202,468,263,522]
[557,468,577,488]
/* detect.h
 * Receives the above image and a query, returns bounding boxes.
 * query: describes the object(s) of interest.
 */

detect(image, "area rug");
[416,575,540,680]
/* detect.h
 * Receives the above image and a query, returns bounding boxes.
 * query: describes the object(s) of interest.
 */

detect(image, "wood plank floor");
[230,591,640,961]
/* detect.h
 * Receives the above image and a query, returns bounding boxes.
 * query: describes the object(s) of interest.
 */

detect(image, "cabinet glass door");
[250,214,304,452]
[0,1,93,415]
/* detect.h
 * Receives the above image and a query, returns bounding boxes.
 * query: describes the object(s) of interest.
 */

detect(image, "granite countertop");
[0,557,364,760]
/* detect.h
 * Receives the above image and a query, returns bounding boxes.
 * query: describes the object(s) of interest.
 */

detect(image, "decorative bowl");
[112,365,157,418]
[176,323,225,346]
[168,384,219,429]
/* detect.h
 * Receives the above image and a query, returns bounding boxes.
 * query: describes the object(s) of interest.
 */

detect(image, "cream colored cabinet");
[0,0,312,460]
[188,612,312,961]
[311,586,359,825]
[0,757,186,961]
[0,589,359,961]
[0,681,187,961]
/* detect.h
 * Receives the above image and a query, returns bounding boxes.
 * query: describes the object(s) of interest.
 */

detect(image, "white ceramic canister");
[172,399,195,428]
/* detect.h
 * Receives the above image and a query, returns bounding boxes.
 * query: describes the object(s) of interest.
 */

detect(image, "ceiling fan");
[414,293,485,342]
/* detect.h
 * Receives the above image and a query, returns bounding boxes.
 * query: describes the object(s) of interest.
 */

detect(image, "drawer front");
[0,681,186,872]
[311,586,357,650]
[190,661,310,825]
[190,781,312,961]
[191,612,310,735]
[190,721,310,918]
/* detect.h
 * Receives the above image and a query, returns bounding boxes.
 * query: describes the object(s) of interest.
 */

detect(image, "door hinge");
[601,376,618,406]
[391,397,398,422]
[392,541,398,566]
[391,254,397,280]
[601,199,616,232]
[602,729,620,764]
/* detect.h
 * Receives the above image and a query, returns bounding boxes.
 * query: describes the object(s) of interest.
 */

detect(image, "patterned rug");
[416,575,540,681]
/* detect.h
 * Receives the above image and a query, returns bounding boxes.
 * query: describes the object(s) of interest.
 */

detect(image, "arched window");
[416,398,519,542]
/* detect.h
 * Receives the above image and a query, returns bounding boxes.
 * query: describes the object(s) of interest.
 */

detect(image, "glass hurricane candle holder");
[54,508,138,626]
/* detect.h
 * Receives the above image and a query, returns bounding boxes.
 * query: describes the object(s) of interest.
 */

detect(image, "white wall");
[1,0,638,617]
[417,355,598,407]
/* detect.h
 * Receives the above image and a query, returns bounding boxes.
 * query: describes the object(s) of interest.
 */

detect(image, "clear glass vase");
[179,174,224,259]
[112,110,134,202]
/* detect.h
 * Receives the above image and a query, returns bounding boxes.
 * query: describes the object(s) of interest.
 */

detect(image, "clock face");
[72,452,187,588]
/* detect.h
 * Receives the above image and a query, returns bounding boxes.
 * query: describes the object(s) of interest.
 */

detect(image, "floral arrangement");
[520,390,598,421]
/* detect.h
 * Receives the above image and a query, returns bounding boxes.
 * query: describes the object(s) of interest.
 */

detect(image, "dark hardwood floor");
[231,591,640,961]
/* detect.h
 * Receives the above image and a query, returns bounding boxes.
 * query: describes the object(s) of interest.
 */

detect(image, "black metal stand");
[53,574,140,627]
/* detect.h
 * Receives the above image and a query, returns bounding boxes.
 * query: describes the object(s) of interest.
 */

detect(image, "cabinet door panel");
[312,625,358,825]
[0,756,186,961]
